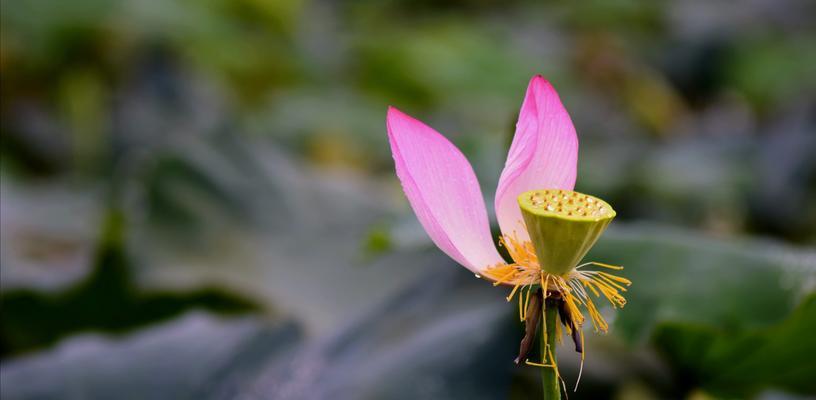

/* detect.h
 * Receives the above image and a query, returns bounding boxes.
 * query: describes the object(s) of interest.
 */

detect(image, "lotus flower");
[386,76,630,377]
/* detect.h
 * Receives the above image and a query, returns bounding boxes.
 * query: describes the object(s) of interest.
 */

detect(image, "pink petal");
[495,76,578,241]
[387,107,505,273]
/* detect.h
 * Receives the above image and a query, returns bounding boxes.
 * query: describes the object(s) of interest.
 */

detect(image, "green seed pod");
[518,189,616,277]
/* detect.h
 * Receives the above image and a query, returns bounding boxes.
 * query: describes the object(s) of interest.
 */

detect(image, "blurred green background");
[1,0,815,399]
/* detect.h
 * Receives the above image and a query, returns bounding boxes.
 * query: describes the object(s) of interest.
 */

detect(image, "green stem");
[541,298,561,399]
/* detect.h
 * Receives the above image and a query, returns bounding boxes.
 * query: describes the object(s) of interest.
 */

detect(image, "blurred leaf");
[727,36,816,111]
[57,68,108,174]
[144,153,245,233]
[0,0,116,67]
[587,225,814,343]
[353,22,535,109]
[559,0,663,35]
[1,312,302,400]
[253,267,520,399]
[0,266,520,400]
[0,210,260,357]
[653,293,816,397]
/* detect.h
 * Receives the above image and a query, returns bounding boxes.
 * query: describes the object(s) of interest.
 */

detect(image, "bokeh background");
[1,0,815,399]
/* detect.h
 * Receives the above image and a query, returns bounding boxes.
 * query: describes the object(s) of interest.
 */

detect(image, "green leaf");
[586,225,814,342]
[1,313,302,400]
[0,210,260,357]
[653,293,816,397]
[0,267,519,400]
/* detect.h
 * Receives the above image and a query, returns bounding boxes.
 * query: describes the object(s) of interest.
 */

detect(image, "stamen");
[574,330,585,392]
[492,268,517,286]
[582,280,601,297]
[523,286,532,319]
[539,276,554,370]
[525,360,556,368]
[590,261,624,270]
[506,283,522,302]
[596,273,628,292]
[541,271,548,293]
[518,289,524,321]
[598,271,632,285]
[548,348,560,378]
[583,298,607,332]
[562,290,585,326]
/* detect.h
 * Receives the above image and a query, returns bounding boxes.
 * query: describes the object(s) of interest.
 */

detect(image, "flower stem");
[541,298,561,399]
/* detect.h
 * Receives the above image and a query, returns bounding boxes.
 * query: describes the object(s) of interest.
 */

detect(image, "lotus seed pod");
[518,189,616,276]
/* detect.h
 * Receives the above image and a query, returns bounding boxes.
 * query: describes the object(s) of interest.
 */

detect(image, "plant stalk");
[541,298,560,399]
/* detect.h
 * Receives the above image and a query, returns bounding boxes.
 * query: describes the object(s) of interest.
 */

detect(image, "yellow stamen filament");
[549,347,564,394]
[523,286,532,320]
[506,283,521,302]
[599,271,632,285]
[525,360,555,368]
[492,267,518,286]
[518,289,524,321]
[541,284,549,362]
[578,261,623,270]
